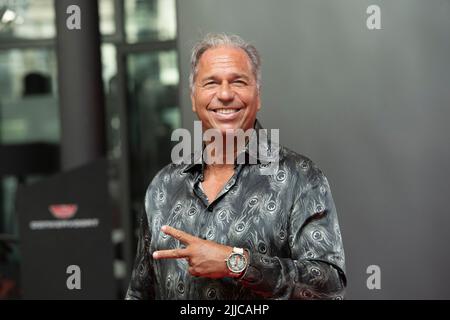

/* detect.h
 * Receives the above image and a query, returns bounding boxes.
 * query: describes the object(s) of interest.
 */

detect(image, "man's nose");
[217,81,234,102]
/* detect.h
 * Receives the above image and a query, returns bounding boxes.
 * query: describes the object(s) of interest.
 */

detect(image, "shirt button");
[206,287,217,299]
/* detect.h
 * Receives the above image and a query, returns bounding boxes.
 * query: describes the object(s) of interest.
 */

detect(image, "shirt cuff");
[236,248,264,284]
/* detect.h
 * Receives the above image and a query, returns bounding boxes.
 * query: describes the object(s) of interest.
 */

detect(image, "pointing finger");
[161,225,197,244]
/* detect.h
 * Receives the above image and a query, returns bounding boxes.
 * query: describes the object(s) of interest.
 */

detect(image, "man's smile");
[213,108,242,114]
[208,107,244,120]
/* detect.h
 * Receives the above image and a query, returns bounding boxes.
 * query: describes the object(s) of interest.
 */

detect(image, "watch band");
[233,247,244,254]
[236,249,250,280]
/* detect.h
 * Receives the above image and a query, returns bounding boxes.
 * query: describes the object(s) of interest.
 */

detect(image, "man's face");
[191,46,260,134]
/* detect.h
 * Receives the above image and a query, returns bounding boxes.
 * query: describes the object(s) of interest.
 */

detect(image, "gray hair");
[189,33,261,92]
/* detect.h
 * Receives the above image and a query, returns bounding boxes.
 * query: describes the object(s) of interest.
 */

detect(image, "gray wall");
[176,0,450,299]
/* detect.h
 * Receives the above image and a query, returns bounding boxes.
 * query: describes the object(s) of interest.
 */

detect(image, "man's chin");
[202,121,238,133]
[214,125,244,136]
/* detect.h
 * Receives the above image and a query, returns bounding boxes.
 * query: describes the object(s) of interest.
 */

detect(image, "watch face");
[227,253,247,273]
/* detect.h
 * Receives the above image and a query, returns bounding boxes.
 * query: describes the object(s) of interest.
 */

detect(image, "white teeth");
[215,108,239,114]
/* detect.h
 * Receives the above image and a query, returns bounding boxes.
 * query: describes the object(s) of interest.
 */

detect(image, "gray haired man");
[126,33,346,300]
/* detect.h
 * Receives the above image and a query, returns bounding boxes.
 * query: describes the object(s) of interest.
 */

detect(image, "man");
[125,33,346,300]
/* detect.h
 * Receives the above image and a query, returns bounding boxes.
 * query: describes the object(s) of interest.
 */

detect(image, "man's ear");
[190,94,197,113]
[256,92,261,111]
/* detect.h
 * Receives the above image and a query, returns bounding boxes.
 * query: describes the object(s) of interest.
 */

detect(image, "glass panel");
[0,0,55,39]
[99,0,115,36]
[125,0,177,43]
[0,48,59,299]
[101,43,120,160]
[0,48,59,232]
[0,48,59,144]
[0,176,21,299]
[126,50,180,214]
[1,176,17,234]
[101,43,123,233]
[101,44,125,291]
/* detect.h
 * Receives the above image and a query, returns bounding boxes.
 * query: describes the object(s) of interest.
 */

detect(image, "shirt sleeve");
[237,166,347,299]
[124,213,156,300]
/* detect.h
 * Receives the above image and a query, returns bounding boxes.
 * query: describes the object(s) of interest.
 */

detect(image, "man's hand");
[152,225,238,279]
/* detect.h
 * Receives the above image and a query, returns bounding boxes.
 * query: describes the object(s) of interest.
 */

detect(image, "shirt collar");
[182,118,273,173]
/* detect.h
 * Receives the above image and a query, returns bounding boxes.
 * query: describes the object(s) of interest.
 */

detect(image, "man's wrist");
[225,247,250,278]
[236,249,250,279]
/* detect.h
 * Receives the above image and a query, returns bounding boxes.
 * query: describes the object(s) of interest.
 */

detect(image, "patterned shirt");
[125,120,346,300]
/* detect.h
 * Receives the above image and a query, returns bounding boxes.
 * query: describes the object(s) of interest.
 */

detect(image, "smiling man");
[125,33,346,300]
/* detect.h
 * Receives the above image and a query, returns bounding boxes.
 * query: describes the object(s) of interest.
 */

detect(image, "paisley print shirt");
[126,120,346,300]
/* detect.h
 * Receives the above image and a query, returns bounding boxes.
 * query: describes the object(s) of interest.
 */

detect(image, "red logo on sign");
[49,204,78,219]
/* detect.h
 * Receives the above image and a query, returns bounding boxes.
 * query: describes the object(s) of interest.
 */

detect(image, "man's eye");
[233,80,247,85]
[204,81,217,87]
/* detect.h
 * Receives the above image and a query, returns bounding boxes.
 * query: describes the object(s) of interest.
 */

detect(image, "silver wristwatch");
[225,247,248,274]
